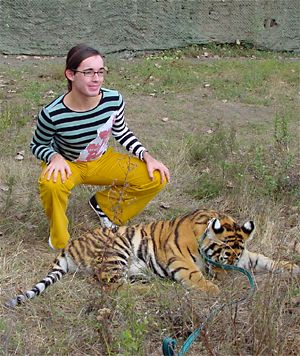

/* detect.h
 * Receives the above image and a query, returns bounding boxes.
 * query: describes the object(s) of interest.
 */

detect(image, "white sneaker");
[48,236,57,251]
[89,195,117,229]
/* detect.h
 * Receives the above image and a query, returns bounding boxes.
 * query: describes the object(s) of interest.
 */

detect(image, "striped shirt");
[30,88,146,163]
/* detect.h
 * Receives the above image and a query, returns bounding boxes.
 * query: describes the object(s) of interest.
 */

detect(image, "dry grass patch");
[0,47,299,354]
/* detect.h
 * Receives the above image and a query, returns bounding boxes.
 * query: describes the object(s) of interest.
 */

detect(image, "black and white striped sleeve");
[111,96,147,160]
[30,108,57,163]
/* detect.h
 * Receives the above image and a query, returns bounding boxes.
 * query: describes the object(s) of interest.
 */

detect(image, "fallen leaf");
[226,181,234,188]
[160,203,170,209]
[0,184,9,192]
[15,153,24,161]
[201,168,210,174]
[291,296,300,306]
[96,307,111,321]
[161,117,169,122]
[15,212,27,220]
[16,55,28,60]
[43,90,55,98]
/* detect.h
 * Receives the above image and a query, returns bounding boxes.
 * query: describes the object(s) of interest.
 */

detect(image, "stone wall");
[0,0,299,55]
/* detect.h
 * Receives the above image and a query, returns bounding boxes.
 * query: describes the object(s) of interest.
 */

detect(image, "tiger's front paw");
[200,280,220,295]
[207,282,220,295]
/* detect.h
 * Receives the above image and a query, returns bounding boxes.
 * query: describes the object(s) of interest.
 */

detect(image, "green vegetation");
[0,45,299,355]
[105,46,299,108]
[189,114,298,204]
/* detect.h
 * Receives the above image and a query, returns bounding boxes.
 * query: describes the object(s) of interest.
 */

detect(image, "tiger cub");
[6,209,299,308]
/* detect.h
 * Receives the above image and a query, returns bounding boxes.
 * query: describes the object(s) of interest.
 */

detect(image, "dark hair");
[65,44,103,91]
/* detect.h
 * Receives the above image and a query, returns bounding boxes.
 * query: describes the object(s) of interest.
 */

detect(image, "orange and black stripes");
[6,208,299,308]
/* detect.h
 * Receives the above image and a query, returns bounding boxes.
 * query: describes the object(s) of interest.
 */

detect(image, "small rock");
[161,117,169,122]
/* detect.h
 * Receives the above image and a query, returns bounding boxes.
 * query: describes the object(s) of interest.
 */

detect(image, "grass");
[0,44,299,355]
[105,48,300,108]
[188,116,299,205]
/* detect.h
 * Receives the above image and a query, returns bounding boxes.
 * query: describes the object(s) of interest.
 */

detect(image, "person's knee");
[39,177,74,194]
[152,170,168,191]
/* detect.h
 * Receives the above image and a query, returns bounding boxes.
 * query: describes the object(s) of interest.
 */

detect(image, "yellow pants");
[39,148,167,249]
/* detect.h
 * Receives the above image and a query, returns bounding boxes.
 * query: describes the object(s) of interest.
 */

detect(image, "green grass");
[0,46,299,355]
[188,116,299,205]
[105,47,300,107]
[0,104,13,131]
[1,65,65,108]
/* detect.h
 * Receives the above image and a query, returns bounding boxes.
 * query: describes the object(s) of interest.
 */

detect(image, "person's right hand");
[42,153,72,183]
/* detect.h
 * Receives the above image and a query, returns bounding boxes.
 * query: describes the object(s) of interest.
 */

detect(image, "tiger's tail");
[5,251,71,308]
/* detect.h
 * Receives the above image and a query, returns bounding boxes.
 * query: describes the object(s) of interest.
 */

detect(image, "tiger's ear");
[205,218,224,240]
[241,221,255,240]
[211,218,224,234]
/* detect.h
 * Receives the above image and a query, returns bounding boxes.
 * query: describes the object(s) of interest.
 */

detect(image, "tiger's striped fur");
[5,209,299,308]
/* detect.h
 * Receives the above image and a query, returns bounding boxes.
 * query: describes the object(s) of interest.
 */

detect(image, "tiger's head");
[199,217,255,270]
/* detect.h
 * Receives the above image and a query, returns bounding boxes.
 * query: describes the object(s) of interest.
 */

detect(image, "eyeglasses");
[72,69,106,77]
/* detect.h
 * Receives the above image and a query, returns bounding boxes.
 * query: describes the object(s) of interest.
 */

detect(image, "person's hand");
[143,151,170,183]
[42,153,72,183]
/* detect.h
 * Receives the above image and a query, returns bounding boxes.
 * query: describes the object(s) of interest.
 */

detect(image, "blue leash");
[162,229,256,356]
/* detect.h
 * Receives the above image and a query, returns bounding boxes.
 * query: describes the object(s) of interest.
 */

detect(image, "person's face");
[66,55,105,96]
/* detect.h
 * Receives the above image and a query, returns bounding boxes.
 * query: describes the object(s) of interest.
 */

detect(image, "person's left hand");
[143,151,170,183]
